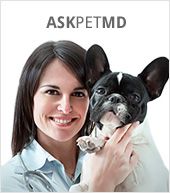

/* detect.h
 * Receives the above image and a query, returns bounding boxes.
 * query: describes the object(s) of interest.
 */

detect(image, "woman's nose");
[57,95,72,114]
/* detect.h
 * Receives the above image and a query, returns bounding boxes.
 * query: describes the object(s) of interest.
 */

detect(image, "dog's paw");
[77,136,105,153]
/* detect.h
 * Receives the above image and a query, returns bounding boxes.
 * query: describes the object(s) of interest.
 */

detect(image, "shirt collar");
[15,139,86,175]
[20,139,54,171]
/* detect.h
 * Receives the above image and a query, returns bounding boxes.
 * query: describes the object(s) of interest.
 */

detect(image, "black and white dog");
[70,45,169,192]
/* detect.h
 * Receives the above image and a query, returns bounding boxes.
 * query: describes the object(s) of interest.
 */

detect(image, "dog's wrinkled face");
[85,44,169,131]
[90,72,150,129]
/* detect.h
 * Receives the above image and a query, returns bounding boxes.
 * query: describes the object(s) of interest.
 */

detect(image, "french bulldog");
[70,45,169,192]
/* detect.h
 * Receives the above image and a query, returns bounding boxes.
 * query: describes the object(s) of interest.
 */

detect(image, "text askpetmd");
[46,16,126,29]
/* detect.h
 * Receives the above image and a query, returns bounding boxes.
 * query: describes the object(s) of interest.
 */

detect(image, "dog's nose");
[108,95,124,103]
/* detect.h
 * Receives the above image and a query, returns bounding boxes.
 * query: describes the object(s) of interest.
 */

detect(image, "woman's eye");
[72,91,85,97]
[45,90,59,95]
[96,87,106,95]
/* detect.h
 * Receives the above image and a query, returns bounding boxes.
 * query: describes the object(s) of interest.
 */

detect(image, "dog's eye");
[128,93,141,103]
[134,94,141,102]
[96,87,106,95]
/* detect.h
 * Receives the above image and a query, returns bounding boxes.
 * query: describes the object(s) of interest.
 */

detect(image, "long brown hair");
[11,40,91,156]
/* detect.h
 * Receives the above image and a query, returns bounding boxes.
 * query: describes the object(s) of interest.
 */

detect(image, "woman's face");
[33,58,89,142]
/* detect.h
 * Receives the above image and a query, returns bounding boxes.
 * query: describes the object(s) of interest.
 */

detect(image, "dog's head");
[85,45,169,130]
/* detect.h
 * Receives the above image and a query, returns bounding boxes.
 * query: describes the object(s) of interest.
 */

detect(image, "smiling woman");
[11,41,90,156]
[1,40,139,192]
[33,58,89,143]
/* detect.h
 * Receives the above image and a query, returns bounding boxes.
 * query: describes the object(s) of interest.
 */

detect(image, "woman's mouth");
[50,117,77,126]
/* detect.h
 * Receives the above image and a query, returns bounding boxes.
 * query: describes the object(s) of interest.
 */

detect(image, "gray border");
[0,0,170,1]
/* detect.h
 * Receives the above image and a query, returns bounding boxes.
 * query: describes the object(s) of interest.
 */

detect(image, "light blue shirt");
[1,139,85,192]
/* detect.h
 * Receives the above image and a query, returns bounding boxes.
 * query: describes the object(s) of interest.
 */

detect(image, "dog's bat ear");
[85,44,111,88]
[138,57,169,101]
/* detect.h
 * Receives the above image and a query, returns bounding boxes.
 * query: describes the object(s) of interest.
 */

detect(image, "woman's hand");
[88,122,139,192]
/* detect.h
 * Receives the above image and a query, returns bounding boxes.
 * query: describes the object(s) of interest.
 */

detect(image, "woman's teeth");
[53,118,72,124]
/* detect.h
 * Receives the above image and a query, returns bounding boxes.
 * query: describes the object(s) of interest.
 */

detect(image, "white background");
[1,1,169,170]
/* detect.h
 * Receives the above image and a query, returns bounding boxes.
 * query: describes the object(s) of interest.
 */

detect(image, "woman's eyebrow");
[39,85,86,90]
[74,87,86,91]
[40,85,59,89]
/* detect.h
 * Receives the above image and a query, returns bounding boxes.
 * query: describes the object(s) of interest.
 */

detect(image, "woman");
[1,40,139,192]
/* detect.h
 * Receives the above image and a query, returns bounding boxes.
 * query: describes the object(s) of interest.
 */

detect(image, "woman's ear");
[85,44,111,88]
